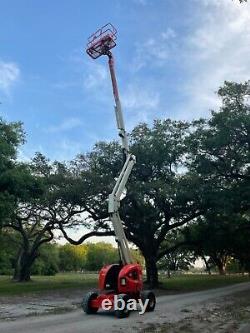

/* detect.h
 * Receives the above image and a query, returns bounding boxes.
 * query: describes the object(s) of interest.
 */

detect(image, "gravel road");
[0,282,250,333]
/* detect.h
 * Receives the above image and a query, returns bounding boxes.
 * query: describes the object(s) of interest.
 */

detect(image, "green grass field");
[0,273,98,296]
[0,273,248,296]
[159,273,249,292]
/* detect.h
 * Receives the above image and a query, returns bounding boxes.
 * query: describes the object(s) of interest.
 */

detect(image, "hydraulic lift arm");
[107,52,135,265]
[83,24,156,318]
[86,24,135,265]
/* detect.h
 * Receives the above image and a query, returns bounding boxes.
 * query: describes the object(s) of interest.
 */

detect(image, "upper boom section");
[86,23,129,156]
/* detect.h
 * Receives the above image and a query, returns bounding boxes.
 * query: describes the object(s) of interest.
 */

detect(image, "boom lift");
[82,24,156,318]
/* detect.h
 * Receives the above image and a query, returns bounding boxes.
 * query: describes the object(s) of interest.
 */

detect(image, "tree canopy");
[0,81,249,286]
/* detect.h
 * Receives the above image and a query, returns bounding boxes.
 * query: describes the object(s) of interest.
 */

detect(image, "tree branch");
[58,221,114,245]
[157,240,198,260]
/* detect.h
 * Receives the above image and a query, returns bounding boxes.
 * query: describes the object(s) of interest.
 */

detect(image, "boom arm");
[85,25,135,265]
[108,154,135,264]
[107,52,135,264]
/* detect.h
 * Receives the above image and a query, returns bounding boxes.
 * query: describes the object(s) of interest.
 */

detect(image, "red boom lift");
[82,24,156,318]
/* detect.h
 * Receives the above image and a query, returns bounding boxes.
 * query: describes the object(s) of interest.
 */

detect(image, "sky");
[0,0,250,162]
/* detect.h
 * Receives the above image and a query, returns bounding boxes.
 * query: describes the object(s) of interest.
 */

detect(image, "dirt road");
[0,282,250,333]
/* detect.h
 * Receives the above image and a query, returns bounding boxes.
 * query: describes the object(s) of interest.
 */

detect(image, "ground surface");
[0,281,249,333]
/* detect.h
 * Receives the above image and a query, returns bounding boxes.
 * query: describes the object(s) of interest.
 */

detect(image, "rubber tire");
[114,294,130,319]
[140,290,156,312]
[82,291,99,314]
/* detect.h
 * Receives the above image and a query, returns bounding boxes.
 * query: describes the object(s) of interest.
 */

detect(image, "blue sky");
[1,0,250,162]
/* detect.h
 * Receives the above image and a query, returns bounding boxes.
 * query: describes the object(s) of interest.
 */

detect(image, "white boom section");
[108,154,135,264]
[107,52,135,264]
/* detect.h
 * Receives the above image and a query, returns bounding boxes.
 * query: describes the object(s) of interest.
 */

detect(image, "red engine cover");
[98,263,143,295]
[99,264,114,290]
[118,263,143,294]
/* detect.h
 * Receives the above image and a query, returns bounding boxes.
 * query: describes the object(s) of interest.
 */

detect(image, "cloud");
[0,60,20,94]
[132,0,148,5]
[161,28,176,40]
[121,84,160,128]
[176,0,250,119]
[56,48,109,99]
[84,62,108,89]
[46,117,83,133]
[18,143,45,162]
[52,81,80,90]
[122,84,159,111]
[132,27,176,71]
[21,138,88,162]
[56,138,83,160]
[82,59,112,105]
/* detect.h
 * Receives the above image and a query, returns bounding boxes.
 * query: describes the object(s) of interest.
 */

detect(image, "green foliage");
[0,118,24,162]
[184,81,250,274]
[57,242,123,272]
[58,244,86,272]
[66,82,249,285]
[0,230,18,275]
[0,118,25,224]
[131,248,144,266]
[158,229,195,275]
[226,259,242,274]
[186,81,250,216]
[158,250,195,273]
[31,243,59,276]
[76,119,202,286]
[84,242,119,271]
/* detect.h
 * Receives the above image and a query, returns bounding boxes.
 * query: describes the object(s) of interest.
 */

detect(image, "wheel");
[140,290,156,312]
[82,291,99,314]
[114,294,130,318]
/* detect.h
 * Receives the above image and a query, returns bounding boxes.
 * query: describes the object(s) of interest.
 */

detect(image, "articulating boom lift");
[82,24,156,318]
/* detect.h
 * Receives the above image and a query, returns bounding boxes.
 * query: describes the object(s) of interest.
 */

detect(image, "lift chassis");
[83,24,156,318]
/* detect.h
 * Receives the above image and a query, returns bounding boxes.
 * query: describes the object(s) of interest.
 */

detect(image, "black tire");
[82,291,99,314]
[114,294,130,319]
[140,290,156,312]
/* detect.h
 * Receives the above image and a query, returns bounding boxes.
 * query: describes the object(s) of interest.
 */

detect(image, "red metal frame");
[86,23,117,59]
[118,264,143,294]
[99,263,143,294]
[90,293,114,310]
[92,263,143,310]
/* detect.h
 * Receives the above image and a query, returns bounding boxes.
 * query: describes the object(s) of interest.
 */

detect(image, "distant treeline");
[0,238,143,276]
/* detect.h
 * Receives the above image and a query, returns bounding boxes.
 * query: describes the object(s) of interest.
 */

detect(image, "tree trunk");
[145,256,159,288]
[218,263,226,275]
[212,256,226,275]
[13,250,36,282]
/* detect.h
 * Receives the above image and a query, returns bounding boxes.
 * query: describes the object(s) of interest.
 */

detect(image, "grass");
[0,272,248,296]
[159,273,249,292]
[0,273,98,296]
